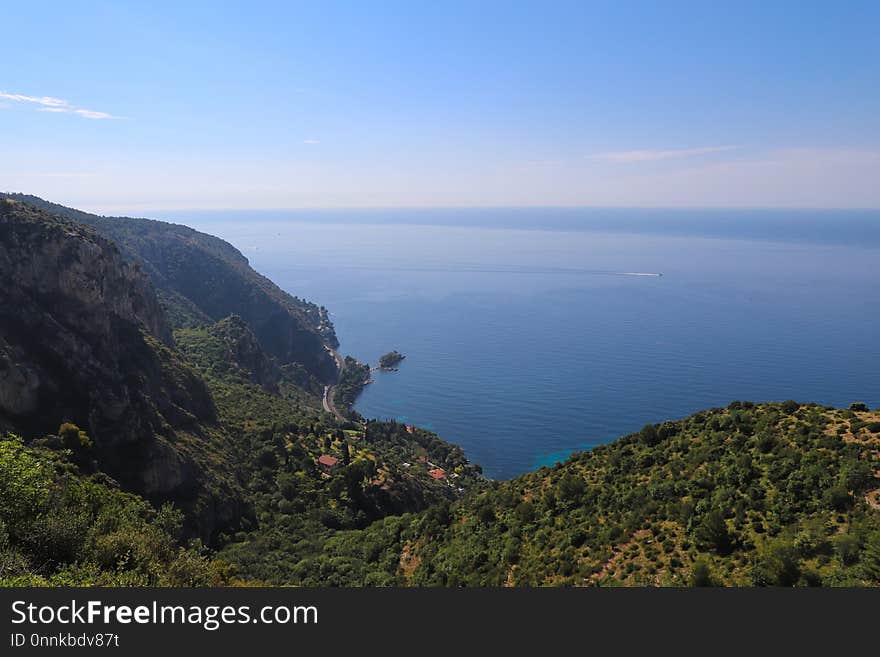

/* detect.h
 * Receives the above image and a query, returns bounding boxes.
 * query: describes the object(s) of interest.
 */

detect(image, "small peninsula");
[378,350,406,370]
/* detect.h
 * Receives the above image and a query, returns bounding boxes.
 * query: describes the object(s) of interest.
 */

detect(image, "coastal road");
[322,347,346,421]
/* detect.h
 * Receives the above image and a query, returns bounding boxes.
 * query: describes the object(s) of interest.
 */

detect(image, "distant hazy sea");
[160,208,880,479]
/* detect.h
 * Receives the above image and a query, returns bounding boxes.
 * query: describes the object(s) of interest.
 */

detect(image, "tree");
[476,503,496,525]
[862,531,880,583]
[694,509,733,555]
[834,533,860,566]
[640,424,660,446]
[558,474,586,503]
[689,559,715,586]
[849,402,869,412]
[823,485,852,512]
[514,501,536,524]
[839,459,874,492]
[753,541,801,586]
[58,423,92,450]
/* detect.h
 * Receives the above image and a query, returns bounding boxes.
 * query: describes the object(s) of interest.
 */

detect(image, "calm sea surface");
[163,208,880,479]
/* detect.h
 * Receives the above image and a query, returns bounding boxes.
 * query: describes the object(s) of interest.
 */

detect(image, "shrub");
[694,510,734,555]
[514,501,536,524]
[834,533,860,566]
[558,474,586,503]
[476,504,496,525]
[58,423,92,450]
[640,424,660,446]
[689,559,715,586]
[802,570,823,587]
[751,541,801,586]
[823,486,853,512]
[780,400,800,414]
[840,460,875,492]
[861,531,880,582]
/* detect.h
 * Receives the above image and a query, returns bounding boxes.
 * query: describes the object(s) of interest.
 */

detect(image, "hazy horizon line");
[107,203,880,218]
[5,191,879,218]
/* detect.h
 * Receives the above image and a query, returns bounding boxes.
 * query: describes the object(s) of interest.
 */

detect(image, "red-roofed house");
[405,425,415,435]
[317,454,339,473]
[428,468,446,480]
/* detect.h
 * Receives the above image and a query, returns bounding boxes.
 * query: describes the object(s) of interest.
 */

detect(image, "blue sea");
[164,208,880,480]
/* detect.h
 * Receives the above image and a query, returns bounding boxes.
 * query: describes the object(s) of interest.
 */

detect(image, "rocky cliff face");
[0,199,243,539]
[0,194,340,384]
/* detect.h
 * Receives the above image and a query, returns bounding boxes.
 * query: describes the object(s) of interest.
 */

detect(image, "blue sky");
[1,1,878,211]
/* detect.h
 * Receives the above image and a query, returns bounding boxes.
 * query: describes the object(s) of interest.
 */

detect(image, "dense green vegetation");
[333,357,372,415]
[0,314,483,586]
[204,400,880,587]
[2,194,878,587]
[390,402,880,586]
[175,316,323,403]
[379,351,406,369]
[0,433,230,586]
[6,397,877,586]
[173,322,482,584]
[0,198,244,541]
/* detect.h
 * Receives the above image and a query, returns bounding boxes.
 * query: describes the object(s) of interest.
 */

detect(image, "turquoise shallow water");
[166,208,880,479]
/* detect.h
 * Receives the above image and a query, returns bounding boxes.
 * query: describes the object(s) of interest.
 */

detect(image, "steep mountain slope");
[2,194,877,587]
[0,198,244,539]
[0,193,338,385]
[175,315,285,395]
[173,314,329,400]
[392,401,880,586]
[0,195,486,585]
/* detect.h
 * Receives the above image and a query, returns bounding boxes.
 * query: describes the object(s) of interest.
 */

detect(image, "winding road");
[322,346,346,421]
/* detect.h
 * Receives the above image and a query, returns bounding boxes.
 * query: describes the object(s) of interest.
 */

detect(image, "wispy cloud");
[0,91,120,119]
[589,145,741,163]
[72,108,115,119]
[303,139,321,144]
[0,92,68,107]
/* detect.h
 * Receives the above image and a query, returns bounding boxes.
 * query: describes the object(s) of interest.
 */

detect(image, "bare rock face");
[0,193,340,383]
[0,199,243,540]
[0,339,40,416]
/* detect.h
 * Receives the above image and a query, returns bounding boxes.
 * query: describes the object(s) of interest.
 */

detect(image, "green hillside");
[393,402,880,586]
[0,435,232,586]
[1,195,878,587]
